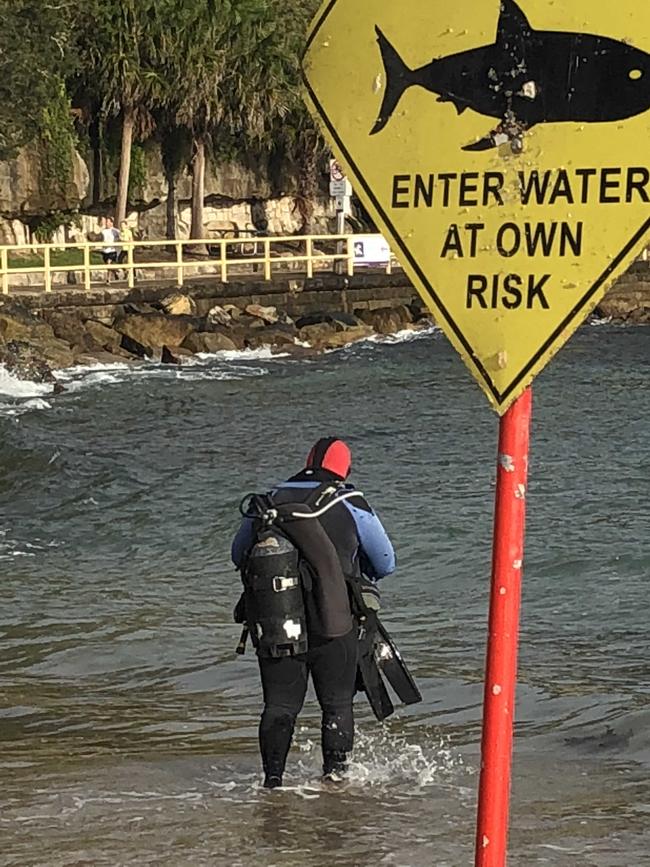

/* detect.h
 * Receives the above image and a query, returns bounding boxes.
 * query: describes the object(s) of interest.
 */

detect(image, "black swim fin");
[374,620,422,706]
[357,649,395,721]
[356,614,395,721]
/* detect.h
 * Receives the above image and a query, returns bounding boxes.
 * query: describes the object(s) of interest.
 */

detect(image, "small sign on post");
[304,1,649,864]
[330,158,353,270]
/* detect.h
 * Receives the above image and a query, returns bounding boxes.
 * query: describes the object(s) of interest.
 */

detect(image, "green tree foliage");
[156,0,325,238]
[155,0,228,239]
[0,0,75,160]
[220,0,326,229]
[76,0,167,224]
[37,81,78,203]
[3,0,327,234]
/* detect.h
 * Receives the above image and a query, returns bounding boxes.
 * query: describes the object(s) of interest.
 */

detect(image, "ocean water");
[0,324,648,866]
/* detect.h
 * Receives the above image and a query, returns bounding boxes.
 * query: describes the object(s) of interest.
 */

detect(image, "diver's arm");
[231,517,255,568]
[344,498,396,579]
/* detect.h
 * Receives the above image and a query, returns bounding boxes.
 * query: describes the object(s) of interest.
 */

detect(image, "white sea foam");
[55,356,273,393]
[292,724,462,791]
[0,534,60,561]
[197,346,286,362]
[0,326,436,409]
[0,365,53,398]
[369,324,440,344]
[325,324,440,355]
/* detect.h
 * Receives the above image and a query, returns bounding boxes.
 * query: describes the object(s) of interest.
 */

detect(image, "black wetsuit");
[258,626,358,779]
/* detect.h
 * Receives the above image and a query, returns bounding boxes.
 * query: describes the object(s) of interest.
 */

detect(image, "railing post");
[127,242,135,289]
[44,246,52,292]
[264,238,271,281]
[220,240,228,282]
[386,255,393,275]
[176,242,184,288]
[306,237,313,279]
[346,236,354,276]
[1,248,8,295]
[83,244,91,291]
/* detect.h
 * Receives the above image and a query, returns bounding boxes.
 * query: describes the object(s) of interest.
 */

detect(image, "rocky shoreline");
[0,295,433,391]
[1,268,648,392]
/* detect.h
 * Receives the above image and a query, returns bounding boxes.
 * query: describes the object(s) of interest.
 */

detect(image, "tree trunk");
[115,106,135,226]
[165,169,176,240]
[190,137,206,240]
[89,116,102,205]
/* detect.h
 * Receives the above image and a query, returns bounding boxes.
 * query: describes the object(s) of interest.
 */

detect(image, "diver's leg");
[258,654,308,787]
[309,627,359,776]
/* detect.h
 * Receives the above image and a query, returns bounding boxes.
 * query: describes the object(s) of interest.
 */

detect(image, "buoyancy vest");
[239,483,355,656]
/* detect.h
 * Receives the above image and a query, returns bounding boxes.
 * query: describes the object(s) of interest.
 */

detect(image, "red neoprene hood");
[305,437,352,479]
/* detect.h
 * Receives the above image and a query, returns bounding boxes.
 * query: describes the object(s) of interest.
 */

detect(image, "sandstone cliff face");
[0,147,90,237]
[0,144,336,244]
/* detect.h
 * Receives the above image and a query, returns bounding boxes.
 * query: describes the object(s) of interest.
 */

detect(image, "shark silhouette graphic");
[371,0,650,150]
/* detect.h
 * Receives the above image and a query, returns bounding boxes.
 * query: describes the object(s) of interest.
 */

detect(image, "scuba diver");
[232,436,420,788]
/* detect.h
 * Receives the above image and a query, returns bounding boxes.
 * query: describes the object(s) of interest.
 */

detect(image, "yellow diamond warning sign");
[302,0,650,412]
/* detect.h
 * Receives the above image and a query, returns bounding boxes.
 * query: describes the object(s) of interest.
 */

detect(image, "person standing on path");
[99,217,121,281]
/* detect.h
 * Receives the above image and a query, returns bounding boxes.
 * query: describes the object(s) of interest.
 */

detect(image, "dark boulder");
[0,340,58,384]
[84,320,124,354]
[295,311,361,331]
[113,312,195,351]
[182,331,238,353]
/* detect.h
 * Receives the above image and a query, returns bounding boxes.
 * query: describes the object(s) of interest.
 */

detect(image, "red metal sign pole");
[475,386,532,867]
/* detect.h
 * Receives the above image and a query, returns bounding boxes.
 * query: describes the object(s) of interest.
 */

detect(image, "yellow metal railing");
[0,234,399,294]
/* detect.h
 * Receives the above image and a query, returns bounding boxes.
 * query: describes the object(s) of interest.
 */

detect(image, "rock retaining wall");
[0,274,431,388]
[1,263,647,390]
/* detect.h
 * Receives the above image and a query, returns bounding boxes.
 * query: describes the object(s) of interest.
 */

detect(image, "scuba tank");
[243,528,308,658]
[240,494,308,658]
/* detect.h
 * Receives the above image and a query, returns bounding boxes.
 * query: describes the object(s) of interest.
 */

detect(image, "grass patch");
[7,249,104,270]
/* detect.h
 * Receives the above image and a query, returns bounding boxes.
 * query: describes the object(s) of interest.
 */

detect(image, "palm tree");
[220,0,326,232]
[79,0,165,225]
[159,122,192,240]
[157,1,228,240]
[160,0,321,241]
